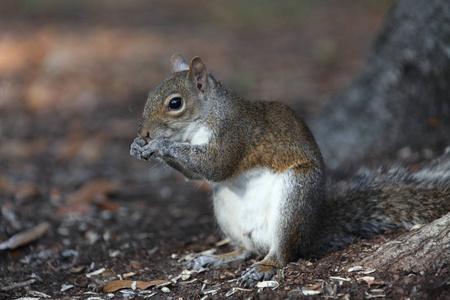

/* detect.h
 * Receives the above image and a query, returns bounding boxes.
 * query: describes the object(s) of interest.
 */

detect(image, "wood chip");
[330,276,352,282]
[305,282,321,290]
[225,288,237,297]
[103,279,167,292]
[348,266,364,272]
[85,268,106,278]
[235,287,253,292]
[215,238,230,247]
[60,284,74,292]
[301,288,322,295]
[361,269,377,275]
[0,222,50,250]
[203,287,220,295]
[358,276,375,285]
[27,291,51,298]
[0,279,36,291]
[180,278,198,284]
[256,280,279,289]
[123,272,136,278]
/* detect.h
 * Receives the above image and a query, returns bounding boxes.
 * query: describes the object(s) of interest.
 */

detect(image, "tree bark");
[309,0,450,169]
[360,212,450,273]
[307,0,450,279]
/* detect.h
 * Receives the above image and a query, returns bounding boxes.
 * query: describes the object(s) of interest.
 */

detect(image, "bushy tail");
[321,149,450,247]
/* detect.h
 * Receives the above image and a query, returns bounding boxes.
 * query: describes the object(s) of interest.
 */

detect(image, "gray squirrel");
[130,54,450,287]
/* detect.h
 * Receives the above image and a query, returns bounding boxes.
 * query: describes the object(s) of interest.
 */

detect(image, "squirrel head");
[138,53,210,141]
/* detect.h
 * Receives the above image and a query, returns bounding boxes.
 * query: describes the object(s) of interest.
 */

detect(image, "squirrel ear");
[170,53,189,73]
[189,57,208,93]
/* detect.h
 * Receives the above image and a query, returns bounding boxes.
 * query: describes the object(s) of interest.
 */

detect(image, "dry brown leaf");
[103,279,167,292]
[57,203,92,215]
[123,272,136,278]
[55,137,84,161]
[70,265,85,273]
[102,269,116,277]
[0,139,49,159]
[92,194,120,212]
[15,183,40,201]
[74,275,88,287]
[68,179,116,205]
[0,176,16,193]
[130,260,143,270]
[0,222,50,250]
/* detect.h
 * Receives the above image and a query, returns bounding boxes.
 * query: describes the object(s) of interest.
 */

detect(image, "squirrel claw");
[130,137,160,160]
[134,137,148,147]
[141,150,156,159]
[237,264,277,287]
[130,141,144,160]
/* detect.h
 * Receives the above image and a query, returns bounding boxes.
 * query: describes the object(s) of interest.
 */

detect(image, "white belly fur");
[213,167,292,255]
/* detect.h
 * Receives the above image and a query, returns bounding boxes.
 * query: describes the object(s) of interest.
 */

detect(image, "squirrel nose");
[138,128,151,139]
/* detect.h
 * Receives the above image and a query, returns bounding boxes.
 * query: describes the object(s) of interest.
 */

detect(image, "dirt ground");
[0,1,448,299]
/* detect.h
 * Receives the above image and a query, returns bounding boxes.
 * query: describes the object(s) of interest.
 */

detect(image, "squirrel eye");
[168,97,183,110]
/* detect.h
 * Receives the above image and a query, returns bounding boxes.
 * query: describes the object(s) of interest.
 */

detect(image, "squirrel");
[130,54,450,287]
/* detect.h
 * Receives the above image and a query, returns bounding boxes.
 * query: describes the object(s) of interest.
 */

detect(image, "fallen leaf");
[256,280,279,289]
[123,272,136,278]
[102,269,116,277]
[103,279,167,292]
[70,265,85,273]
[428,117,439,128]
[306,283,322,290]
[68,179,116,205]
[301,288,322,295]
[55,137,84,161]
[348,266,364,272]
[57,203,92,216]
[74,275,88,287]
[0,176,15,193]
[130,260,143,270]
[92,194,120,212]
[85,267,106,278]
[15,183,40,201]
[358,276,375,285]
[0,222,50,250]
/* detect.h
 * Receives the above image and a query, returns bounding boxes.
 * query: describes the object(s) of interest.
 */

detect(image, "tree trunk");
[309,0,450,169]
[307,0,450,283]
[360,212,450,273]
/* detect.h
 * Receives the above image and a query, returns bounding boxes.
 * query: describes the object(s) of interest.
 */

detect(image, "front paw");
[130,137,162,160]
[130,137,149,160]
[140,139,173,159]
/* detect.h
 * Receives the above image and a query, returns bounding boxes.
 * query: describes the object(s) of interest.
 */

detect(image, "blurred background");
[0,0,396,297]
[0,0,393,189]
